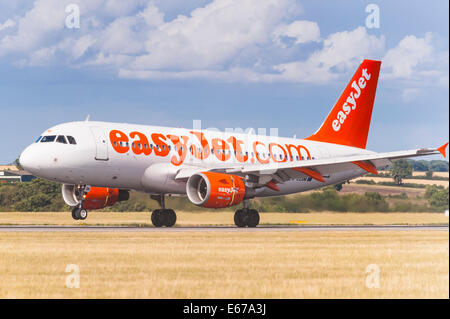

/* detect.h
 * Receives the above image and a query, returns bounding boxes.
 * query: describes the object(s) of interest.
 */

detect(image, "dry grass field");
[0,230,447,298]
[412,171,449,178]
[353,176,449,187]
[0,211,448,226]
[340,183,426,197]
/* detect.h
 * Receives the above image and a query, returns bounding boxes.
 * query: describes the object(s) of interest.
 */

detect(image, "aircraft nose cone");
[19,145,40,174]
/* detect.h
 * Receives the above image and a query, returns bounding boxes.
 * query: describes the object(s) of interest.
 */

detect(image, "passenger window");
[67,136,77,145]
[56,135,67,144]
[35,136,42,143]
[41,135,56,143]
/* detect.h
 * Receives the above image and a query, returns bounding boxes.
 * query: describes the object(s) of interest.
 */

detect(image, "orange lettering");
[212,138,231,162]
[109,130,129,154]
[151,133,170,157]
[227,136,248,163]
[190,131,210,160]
[167,134,189,166]
[130,131,151,155]
[253,141,269,164]
[269,143,288,163]
[285,144,311,161]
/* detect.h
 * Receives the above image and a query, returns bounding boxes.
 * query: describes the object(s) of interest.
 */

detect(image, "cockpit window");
[56,135,67,144]
[35,136,42,143]
[40,135,56,143]
[67,136,77,145]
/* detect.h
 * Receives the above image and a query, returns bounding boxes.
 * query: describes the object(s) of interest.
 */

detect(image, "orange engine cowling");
[186,172,246,208]
[62,185,129,210]
[82,187,123,210]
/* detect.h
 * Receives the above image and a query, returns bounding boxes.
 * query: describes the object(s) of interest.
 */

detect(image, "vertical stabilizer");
[306,59,381,149]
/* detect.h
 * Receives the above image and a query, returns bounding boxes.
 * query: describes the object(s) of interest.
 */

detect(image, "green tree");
[425,185,449,211]
[425,169,433,179]
[14,157,23,170]
[391,159,413,185]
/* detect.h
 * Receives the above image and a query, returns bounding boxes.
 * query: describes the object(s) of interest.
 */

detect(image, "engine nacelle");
[186,172,247,208]
[62,184,129,210]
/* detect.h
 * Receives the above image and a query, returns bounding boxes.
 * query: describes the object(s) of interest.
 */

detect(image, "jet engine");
[186,172,248,208]
[62,184,129,210]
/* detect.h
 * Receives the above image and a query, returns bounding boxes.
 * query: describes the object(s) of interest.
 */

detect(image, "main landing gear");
[72,207,88,220]
[234,201,260,227]
[150,194,177,227]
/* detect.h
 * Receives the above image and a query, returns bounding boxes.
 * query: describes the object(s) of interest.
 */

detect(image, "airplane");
[19,59,448,227]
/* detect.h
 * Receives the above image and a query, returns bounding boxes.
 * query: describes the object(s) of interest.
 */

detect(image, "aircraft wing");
[223,147,443,183]
[175,145,447,184]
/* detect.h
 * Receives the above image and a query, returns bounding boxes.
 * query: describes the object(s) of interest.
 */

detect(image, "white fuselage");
[20,121,383,197]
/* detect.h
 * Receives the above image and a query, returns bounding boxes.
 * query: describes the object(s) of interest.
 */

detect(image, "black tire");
[234,209,246,227]
[164,209,177,227]
[151,209,163,227]
[247,209,260,227]
[71,208,80,220]
[79,209,88,220]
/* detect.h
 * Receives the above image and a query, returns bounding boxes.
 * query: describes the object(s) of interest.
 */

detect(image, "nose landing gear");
[71,185,90,221]
[150,194,177,227]
[71,207,88,220]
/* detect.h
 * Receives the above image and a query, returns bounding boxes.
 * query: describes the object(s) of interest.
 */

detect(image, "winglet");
[437,142,449,158]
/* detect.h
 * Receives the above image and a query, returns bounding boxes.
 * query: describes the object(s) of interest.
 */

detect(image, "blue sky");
[0,0,448,163]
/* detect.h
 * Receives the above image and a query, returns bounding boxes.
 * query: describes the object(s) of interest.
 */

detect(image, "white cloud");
[381,33,449,101]
[0,19,16,31]
[383,33,434,79]
[0,0,447,88]
[0,0,146,56]
[272,20,320,47]
[401,88,422,103]
[130,0,296,71]
[271,27,385,83]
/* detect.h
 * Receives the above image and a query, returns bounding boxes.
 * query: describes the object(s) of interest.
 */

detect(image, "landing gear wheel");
[71,207,80,220]
[79,209,88,220]
[151,209,177,227]
[151,209,164,227]
[234,208,260,227]
[72,207,88,220]
[247,209,260,228]
[234,209,246,227]
[164,209,177,227]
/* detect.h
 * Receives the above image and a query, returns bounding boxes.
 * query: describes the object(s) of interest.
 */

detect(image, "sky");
[0,0,448,163]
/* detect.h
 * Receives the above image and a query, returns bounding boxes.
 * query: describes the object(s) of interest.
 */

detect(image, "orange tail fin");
[306,59,381,149]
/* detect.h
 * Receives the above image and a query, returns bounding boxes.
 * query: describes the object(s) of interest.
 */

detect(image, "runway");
[0,225,447,232]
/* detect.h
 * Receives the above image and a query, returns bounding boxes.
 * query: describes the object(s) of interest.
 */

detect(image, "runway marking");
[0,225,447,232]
